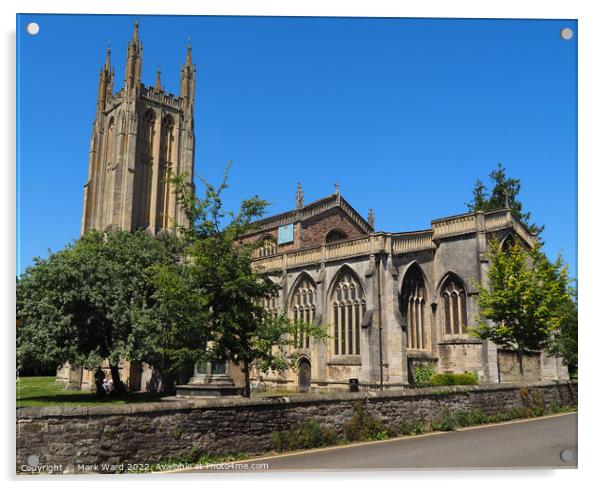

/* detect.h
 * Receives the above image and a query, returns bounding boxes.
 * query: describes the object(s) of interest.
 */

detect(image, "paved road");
[187,413,577,472]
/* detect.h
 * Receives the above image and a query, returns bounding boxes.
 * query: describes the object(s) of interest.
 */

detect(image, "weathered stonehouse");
[60,22,567,392]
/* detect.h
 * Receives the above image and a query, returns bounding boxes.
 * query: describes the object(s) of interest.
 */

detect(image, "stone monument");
[176,360,242,398]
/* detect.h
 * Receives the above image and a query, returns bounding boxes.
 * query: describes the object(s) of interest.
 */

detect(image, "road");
[183,412,577,472]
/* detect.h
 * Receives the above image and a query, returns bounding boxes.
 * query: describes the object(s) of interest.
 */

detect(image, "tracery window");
[140,110,156,157]
[157,115,174,230]
[325,229,348,244]
[290,277,316,349]
[501,235,516,253]
[256,236,277,257]
[441,275,468,335]
[401,265,427,350]
[261,293,279,316]
[331,271,365,355]
[105,117,115,167]
[134,109,156,228]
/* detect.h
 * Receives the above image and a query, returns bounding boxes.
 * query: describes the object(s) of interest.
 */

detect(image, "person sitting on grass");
[103,377,114,395]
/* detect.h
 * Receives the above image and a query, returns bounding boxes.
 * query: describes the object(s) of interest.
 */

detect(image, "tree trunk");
[517,345,525,383]
[94,367,106,397]
[109,363,126,396]
[242,360,251,398]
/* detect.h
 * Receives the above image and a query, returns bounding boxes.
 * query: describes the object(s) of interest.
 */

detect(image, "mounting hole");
[26,454,39,467]
[26,22,40,36]
[559,448,573,462]
[560,28,573,41]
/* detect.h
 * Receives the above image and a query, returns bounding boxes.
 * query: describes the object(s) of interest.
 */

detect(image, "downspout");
[376,256,384,390]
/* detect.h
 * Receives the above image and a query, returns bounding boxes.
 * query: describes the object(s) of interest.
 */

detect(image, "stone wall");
[16,381,577,473]
[498,350,543,383]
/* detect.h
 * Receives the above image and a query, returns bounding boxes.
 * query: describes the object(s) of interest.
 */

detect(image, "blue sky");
[17,14,577,277]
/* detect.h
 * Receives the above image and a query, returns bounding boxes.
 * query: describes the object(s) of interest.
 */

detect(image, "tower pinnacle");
[296,182,304,209]
[156,65,162,90]
[368,209,375,229]
[180,40,196,107]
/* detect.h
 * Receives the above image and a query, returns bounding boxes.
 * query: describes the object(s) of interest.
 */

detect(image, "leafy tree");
[474,238,571,380]
[16,230,182,395]
[154,165,327,397]
[467,163,544,237]
[546,287,578,376]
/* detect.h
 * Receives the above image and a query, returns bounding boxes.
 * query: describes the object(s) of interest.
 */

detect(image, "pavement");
[176,412,577,472]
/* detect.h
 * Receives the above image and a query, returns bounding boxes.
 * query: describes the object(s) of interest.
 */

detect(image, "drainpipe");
[376,256,384,390]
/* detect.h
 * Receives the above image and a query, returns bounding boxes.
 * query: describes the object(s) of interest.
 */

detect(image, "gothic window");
[502,235,516,253]
[160,115,175,163]
[325,228,348,244]
[441,275,468,336]
[331,270,365,355]
[134,109,156,229]
[261,293,279,316]
[290,277,316,349]
[102,118,116,227]
[255,236,277,258]
[157,115,175,230]
[400,265,427,350]
[105,117,115,167]
[141,110,156,157]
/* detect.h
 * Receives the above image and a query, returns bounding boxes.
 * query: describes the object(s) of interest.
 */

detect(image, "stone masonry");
[16,381,576,473]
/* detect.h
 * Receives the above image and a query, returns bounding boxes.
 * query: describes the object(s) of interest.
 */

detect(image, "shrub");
[344,401,393,442]
[271,420,339,451]
[399,420,426,436]
[413,362,437,387]
[430,372,478,386]
[431,410,457,432]
[453,408,488,427]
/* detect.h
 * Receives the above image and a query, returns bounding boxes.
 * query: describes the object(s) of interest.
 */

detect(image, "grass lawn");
[16,376,163,408]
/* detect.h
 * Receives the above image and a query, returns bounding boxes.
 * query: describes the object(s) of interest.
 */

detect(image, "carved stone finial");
[296,182,303,209]
[334,182,340,195]
[368,208,375,229]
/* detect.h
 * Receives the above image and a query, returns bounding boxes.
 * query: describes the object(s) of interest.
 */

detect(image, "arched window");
[290,277,316,349]
[102,118,116,227]
[105,117,115,167]
[401,265,427,350]
[441,275,468,336]
[134,110,156,229]
[141,110,156,157]
[157,115,175,230]
[256,236,277,257]
[261,293,279,316]
[325,229,348,244]
[160,115,174,163]
[501,235,516,253]
[331,270,365,355]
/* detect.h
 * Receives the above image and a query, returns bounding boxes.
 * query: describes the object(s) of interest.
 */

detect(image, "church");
[59,23,568,392]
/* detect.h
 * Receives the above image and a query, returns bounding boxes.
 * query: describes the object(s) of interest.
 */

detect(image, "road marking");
[158,411,576,473]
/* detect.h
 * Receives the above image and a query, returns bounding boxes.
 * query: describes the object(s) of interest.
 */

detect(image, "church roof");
[246,192,373,236]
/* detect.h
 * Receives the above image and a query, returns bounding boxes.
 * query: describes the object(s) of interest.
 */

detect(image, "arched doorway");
[298,358,311,392]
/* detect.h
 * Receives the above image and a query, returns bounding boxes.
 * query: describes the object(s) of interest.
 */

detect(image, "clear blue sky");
[17,14,577,277]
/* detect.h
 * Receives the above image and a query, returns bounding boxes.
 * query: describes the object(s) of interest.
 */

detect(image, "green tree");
[546,287,578,376]
[16,229,182,395]
[154,165,327,397]
[467,163,544,237]
[474,239,571,380]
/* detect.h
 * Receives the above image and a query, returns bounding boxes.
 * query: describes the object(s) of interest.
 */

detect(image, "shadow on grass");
[16,376,163,407]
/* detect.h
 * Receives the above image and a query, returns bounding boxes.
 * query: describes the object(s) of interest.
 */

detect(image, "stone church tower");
[81,22,196,235]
